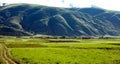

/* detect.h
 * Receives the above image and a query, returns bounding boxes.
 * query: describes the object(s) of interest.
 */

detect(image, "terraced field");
[0,38,120,64]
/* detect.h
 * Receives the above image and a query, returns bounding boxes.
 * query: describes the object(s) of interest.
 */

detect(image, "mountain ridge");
[0,3,120,36]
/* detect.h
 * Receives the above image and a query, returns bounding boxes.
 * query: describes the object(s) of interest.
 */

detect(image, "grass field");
[0,38,120,64]
[10,48,120,64]
[1,38,120,44]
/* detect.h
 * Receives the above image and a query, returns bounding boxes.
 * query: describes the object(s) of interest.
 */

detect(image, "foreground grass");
[10,48,120,64]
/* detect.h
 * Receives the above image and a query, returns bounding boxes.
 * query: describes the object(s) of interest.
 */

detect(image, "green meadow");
[10,48,120,64]
[0,38,120,64]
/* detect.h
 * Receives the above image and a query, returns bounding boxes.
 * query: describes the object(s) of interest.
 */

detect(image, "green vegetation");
[4,38,49,44]
[0,38,120,64]
[10,48,120,64]
[4,38,120,44]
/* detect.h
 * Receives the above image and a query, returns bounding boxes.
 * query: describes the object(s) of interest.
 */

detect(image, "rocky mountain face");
[0,3,120,36]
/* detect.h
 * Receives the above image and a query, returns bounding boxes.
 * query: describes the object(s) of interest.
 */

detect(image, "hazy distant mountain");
[0,3,120,36]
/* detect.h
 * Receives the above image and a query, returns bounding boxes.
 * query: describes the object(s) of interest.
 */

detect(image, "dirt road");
[0,44,16,64]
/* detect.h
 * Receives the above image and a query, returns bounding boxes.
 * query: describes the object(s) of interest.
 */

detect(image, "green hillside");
[0,3,120,36]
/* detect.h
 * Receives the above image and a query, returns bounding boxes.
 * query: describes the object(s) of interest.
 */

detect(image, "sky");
[1,0,120,11]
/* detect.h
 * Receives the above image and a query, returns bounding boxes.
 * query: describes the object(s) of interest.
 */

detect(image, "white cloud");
[64,0,92,7]
[1,0,120,11]
[92,0,120,11]
[0,0,91,8]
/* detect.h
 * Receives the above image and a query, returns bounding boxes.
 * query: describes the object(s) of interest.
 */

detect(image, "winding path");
[0,44,16,64]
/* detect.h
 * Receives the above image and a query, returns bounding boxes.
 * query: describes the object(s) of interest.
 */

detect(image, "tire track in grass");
[0,44,17,64]
[0,44,8,64]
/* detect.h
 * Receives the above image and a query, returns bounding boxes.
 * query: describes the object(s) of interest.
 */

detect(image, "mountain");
[0,3,120,36]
